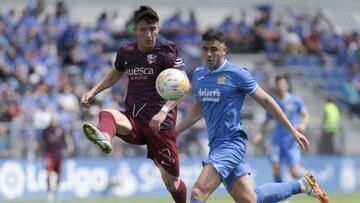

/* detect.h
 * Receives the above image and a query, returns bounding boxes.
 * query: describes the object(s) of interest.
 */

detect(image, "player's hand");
[80,91,95,108]
[149,111,167,134]
[292,130,310,151]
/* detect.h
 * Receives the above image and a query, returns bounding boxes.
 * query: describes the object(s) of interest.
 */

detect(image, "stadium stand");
[0,0,359,159]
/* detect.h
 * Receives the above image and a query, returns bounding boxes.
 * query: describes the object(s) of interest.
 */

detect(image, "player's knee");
[191,187,207,201]
[247,194,257,203]
[290,170,299,178]
[163,178,178,192]
[100,109,132,134]
[289,165,300,178]
[236,194,256,203]
[101,108,117,114]
[233,190,256,203]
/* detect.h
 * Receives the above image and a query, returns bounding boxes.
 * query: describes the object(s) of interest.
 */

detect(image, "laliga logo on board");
[0,160,109,199]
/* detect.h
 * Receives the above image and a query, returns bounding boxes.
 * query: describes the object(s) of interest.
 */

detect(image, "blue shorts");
[269,142,301,166]
[203,137,250,192]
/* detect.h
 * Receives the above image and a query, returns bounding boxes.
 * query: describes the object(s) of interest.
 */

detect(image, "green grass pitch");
[3,193,360,203]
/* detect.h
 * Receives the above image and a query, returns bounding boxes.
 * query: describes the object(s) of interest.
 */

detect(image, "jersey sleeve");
[114,47,125,72]
[236,68,259,94]
[164,43,185,70]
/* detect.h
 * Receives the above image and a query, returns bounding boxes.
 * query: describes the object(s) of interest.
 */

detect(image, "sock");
[191,200,205,203]
[296,168,305,179]
[170,180,187,203]
[274,175,283,183]
[298,177,310,193]
[255,181,301,203]
[98,111,116,139]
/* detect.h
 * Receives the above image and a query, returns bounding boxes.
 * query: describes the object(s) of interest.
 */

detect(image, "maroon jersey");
[41,125,66,158]
[114,39,185,129]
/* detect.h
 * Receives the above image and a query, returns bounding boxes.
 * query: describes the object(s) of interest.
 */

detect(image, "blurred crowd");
[0,1,359,159]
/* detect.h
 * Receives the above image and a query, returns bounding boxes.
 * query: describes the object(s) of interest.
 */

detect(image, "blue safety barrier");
[0,156,359,200]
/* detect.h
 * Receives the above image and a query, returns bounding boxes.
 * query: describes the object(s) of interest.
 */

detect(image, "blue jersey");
[192,60,258,148]
[267,93,306,146]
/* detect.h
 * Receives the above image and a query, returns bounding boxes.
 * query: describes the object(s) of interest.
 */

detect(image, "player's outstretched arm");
[250,87,310,150]
[176,98,202,135]
[150,72,191,134]
[149,96,186,134]
[80,68,124,108]
[298,109,310,133]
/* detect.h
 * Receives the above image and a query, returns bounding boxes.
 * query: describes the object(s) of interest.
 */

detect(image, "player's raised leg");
[302,173,328,203]
[253,173,328,203]
[83,108,132,154]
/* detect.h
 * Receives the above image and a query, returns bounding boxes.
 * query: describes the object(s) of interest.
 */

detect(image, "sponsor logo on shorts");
[158,148,175,164]
[160,160,170,166]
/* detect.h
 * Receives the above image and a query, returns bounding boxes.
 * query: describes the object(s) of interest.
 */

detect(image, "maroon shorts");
[45,154,62,174]
[116,111,180,177]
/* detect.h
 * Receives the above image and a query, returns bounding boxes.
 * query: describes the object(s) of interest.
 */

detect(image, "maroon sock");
[170,180,187,203]
[98,111,116,139]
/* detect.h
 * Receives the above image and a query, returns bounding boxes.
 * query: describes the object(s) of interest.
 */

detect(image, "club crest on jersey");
[217,75,226,84]
[147,54,157,65]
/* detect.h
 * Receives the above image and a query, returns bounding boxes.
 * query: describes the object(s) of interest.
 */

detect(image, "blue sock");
[191,199,205,203]
[274,175,283,183]
[255,181,301,203]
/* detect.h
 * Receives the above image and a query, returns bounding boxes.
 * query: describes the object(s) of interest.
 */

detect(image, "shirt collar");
[206,59,227,73]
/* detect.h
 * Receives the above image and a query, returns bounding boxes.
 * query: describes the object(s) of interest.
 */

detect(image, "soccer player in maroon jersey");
[38,115,74,202]
[80,6,187,203]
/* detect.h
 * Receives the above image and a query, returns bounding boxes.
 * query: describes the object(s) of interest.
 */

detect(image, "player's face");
[276,78,289,95]
[201,40,227,70]
[134,20,159,52]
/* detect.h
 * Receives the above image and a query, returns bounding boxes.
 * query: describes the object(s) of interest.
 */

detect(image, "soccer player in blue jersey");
[176,29,328,203]
[253,75,310,188]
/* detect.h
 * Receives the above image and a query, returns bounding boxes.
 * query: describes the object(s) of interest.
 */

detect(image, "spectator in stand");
[161,10,184,41]
[218,15,241,52]
[341,76,360,118]
[281,26,305,56]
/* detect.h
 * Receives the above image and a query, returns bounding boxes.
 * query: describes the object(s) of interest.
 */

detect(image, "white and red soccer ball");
[156,68,190,100]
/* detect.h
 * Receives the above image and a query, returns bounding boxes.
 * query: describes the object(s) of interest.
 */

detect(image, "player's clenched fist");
[80,91,94,108]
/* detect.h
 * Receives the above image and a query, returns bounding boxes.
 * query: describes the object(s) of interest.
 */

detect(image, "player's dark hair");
[134,5,159,24]
[202,29,225,43]
[275,74,289,83]
[275,74,293,92]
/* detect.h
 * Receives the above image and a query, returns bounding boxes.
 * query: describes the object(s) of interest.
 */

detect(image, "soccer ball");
[156,68,190,100]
